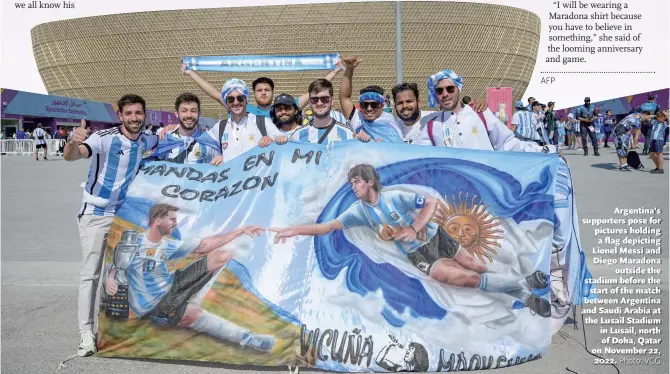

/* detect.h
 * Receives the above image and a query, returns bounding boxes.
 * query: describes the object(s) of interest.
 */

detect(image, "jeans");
[580,125,598,149]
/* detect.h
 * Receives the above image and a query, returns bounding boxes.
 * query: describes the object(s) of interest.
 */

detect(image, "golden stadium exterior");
[31,2,540,118]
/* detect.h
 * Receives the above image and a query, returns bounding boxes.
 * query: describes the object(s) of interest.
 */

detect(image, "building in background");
[30,2,541,118]
[0,88,216,138]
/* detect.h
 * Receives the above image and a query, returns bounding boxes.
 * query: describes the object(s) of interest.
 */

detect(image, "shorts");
[148,256,212,326]
[407,228,460,275]
[615,135,630,157]
[650,139,666,153]
[35,143,47,149]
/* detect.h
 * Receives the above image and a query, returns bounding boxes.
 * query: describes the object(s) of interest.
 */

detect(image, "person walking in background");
[602,110,615,148]
[577,97,599,156]
[640,94,661,155]
[649,111,668,174]
[33,123,48,161]
[556,115,566,149]
[545,102,557,145]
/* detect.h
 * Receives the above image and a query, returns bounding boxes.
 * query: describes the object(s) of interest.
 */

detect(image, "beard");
[276,114,296,127]
[398,107,420,123]
[179,116,199,130]
[122,120,143,134]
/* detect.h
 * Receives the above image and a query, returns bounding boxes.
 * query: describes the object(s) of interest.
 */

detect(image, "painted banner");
[97,142,591,371]
[182,54,340,73]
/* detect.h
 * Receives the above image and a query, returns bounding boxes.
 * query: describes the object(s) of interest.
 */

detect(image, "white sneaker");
[78,331,97,357]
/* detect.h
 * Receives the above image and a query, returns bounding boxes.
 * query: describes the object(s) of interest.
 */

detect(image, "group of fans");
[511,95,668,173]
[60,55,663,357]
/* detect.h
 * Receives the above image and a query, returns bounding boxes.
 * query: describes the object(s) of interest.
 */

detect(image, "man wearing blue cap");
[420,69,555,153]
[269,93,302,136]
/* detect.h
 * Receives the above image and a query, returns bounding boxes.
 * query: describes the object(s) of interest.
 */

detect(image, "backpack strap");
[475,110,489,134]
[427,119,437,146]
[317,119,337,144]
[256,115,267,137]
[217,119,228,145]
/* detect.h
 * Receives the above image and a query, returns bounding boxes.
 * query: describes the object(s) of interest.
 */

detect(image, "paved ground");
[2,145,668,374]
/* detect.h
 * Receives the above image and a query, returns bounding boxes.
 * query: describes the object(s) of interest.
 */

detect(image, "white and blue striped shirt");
[160,128,218,164]
[292,120,354,144]
[512,110,540,141]
[33,128,47,145]
[127,234,200,317]
[80,127,158,216]
[651,120,668,141]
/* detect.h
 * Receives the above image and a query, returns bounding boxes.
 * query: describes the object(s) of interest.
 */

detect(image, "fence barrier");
[0,139,64,156]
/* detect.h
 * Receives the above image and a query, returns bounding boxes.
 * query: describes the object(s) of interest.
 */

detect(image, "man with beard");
[269,93,302,135]
[63,94,159,356]
[180,64,344,120]
[339,56,403,143]
[156,93,221,164]
[420,69,555,153]
[292,79,354,144]
[576,97,599,156]
[391,83,488,145]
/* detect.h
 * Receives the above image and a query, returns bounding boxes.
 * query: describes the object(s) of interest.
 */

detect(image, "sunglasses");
[310,96,331,104]
[226,96,246,104]
[361,101,381,110]
[435,86,457,95]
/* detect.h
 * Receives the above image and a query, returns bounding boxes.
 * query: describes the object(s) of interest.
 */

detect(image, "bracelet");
[409,225,417,233]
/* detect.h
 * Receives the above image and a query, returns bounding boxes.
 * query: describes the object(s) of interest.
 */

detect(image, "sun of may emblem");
[433,192,503,263]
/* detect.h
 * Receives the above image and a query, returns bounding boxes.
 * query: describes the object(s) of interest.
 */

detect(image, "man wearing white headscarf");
[206,79,286,165]
[419,69,556,153]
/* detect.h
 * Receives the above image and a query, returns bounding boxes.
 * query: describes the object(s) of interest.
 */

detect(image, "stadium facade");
[31,2,540,118]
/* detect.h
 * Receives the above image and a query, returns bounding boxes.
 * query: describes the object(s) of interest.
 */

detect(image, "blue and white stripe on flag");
[183,54,341,73]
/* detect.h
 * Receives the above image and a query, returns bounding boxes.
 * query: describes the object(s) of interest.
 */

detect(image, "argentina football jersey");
[160,128,219,164]
[80,127,158,216]
[126,234,200,317]
[292,119,354,144]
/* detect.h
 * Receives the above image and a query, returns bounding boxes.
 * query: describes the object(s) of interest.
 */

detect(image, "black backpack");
[627,150,644,169]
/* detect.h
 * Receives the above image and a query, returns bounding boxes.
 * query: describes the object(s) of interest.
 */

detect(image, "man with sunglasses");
[391,83,489,145]
[339,56,404,143]
[180,64,344,120]
[205,79,284,166]
[576,97,599,156]
[421,69,556,153]
[292,79,354,144]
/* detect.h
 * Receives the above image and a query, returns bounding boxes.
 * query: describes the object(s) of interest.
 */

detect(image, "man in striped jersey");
[157,93,220,164]
[292,79,354,144]
[104,204,275,352]
[33,123,48,160]
[64,94,159,356]
[512,100,542,144]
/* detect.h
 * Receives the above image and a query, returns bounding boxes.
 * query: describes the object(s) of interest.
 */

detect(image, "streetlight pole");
[395,1,403,84]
